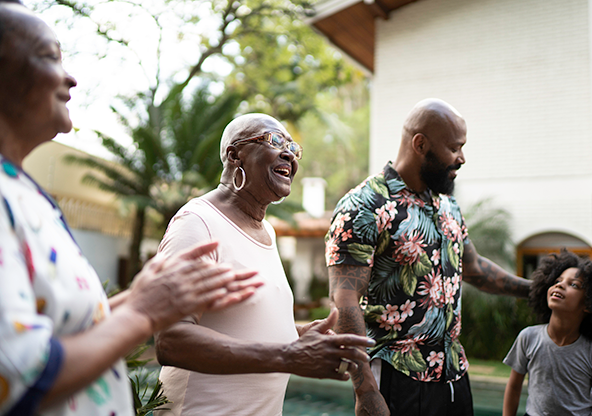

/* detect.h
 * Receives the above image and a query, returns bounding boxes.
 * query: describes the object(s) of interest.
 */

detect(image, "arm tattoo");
[336,306,368,390]
[329,266,377,393]
[328,264,371,298]
[352,364,365,390]
[463,241,530,298]
[335,306,366,335]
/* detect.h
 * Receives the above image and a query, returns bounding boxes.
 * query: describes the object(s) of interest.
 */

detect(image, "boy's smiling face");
[547,267,588,316]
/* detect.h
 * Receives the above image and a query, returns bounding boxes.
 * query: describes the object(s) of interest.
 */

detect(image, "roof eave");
[306,0,363,23]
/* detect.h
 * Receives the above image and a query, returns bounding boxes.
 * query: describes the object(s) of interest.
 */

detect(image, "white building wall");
[371,0,592,245]
[71,230,160,291]
[72,229,129,291]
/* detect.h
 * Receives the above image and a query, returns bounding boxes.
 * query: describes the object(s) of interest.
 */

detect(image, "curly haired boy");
[503,250,592,416]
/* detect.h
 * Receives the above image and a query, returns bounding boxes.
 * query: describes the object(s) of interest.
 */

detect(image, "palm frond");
[463,198,515,268]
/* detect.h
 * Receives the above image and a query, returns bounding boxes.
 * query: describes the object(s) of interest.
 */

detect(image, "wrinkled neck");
[214,183,268,223]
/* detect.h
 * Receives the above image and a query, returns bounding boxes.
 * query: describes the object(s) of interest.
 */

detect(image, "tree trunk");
[121,206,146,289]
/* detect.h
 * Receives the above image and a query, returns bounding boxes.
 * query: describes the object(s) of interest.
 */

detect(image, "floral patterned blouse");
[326,163,470,383]
[0,155,133,415]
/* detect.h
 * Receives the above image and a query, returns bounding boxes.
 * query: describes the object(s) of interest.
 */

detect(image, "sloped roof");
[267,211,332,238]
[309,0,418,72]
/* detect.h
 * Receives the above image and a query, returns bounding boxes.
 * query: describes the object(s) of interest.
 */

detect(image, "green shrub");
[309,306,331,321]
[126,343,170,415]
[460,285,536,360]
[460,199,537,360]
[309,275,329,302]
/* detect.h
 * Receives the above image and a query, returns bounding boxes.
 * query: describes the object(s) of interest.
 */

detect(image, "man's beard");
[420,150,461,195]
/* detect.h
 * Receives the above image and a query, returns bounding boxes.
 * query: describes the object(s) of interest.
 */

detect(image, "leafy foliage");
[34,0,366,284]
[463,198,515,270]
[229,1,358,123]
[460,199,536,360]
[65,83,241,284]
[460,285,535,360]
[130,374,170,416]
[125,343,153,370]
[287,78,370,210]
[126,344,170,415]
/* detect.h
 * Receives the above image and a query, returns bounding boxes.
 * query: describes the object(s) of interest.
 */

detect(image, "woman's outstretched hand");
[126,241,262,332]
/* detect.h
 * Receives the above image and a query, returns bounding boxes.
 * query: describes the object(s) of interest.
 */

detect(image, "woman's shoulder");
[171,198,218,222]
[0,158,36,194]
[0,160,57,226]
[162,199,213,239]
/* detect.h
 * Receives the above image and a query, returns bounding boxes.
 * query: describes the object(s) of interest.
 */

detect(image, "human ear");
[226,146,241,167]
[411,133,428,156]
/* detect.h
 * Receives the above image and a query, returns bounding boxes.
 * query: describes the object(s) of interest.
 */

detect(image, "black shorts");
[378,361,474,416]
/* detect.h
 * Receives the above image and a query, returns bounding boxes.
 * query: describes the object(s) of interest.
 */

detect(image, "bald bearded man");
[325,99,531,416]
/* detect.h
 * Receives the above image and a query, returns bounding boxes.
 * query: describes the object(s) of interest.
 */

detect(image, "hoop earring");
[233,167,246,191]
[271,197,286,205]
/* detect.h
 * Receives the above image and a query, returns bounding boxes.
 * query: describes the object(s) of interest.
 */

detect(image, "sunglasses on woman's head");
[233,132,303,160]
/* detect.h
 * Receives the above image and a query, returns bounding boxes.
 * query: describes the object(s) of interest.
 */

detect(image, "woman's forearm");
[42,305,152,408]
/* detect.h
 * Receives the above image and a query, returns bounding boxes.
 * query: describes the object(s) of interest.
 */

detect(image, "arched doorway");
[517,232,592,278]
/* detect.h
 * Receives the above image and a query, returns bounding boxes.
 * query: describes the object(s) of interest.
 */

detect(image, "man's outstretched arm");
[329,264,390,416]
[462,240,530,298]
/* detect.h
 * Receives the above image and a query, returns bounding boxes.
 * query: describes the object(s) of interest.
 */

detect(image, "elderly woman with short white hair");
[154,113,375,416]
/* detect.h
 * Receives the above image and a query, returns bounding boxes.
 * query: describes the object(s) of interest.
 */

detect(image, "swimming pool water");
[284,376,354,416]
[283,375,527,416]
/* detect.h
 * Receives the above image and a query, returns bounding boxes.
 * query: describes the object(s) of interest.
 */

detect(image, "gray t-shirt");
[504,324,592,416]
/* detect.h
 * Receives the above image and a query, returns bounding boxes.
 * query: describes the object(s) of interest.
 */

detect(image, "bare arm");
[329,264,390,416]
[108,289,130,310]
[462,240,530,298]
[155,308,373,380]
[503,369,525,416]
[45,305,153,408]
[155,208,375,381]
[42,242,261,408]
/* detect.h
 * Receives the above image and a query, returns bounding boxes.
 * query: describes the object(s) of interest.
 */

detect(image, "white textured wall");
[71,229,129,291]
[371,0,592,245]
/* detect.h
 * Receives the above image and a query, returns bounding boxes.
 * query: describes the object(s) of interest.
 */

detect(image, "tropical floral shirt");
[325,163,470,383]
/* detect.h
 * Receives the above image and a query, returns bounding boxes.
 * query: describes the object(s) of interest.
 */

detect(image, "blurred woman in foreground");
[0,2,261,415]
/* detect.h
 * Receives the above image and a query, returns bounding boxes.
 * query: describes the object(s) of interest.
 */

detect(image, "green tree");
[32,0,361,283]
[228,3,358,124]
[460,199,536,360]
[66,83,241,286]
[463,198,515,270]
[288,75,370,209]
